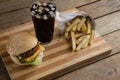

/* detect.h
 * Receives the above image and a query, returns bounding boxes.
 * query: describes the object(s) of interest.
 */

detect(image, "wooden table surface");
[0,0,120,80]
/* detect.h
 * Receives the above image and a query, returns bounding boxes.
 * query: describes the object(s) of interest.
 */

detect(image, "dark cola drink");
[30,2,56,43]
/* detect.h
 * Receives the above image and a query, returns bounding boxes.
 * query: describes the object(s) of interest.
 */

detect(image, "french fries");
[76,35,86,45]
[82,40,89,49]
[76,35,90,51]
[81,23,87,33]
[71,31,76,51]
[77,17,86,31]
[89,29,94,45]
[64,31,70,39]
[64,16,95,51]
[86,21,91,34]
[65,18,80,32]
[72,25,77,31]
[74,33,84,38]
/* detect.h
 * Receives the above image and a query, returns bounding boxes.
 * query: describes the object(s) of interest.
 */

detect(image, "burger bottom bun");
[10,55,23,65]
[10,52,43,65]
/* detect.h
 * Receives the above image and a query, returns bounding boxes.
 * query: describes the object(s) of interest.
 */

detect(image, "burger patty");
[19,42,39,58]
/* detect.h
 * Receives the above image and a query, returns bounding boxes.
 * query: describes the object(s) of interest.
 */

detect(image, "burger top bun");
[6,32,38,56]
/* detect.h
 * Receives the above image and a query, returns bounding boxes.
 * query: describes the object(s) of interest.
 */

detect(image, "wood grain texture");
[77,0,120,41]
[0,8,78,54]
[95,11,120,35]
[77,0,120,18]
[0,0,97,30]
[1,9,119,55]
[0,9,111,80]
[55,30,120,80]
[0,0,97,14]
[0,0,34,14]
[103,30,120,55]
[0,8,31,29]
[52,0,98,11]
[1,31,111,80]
[0,0,120,33]
[56,52,120,80]
[55,11,120,80]
[0,0,119,80]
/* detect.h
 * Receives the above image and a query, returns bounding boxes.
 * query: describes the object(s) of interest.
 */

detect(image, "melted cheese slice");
[24,45,44,62]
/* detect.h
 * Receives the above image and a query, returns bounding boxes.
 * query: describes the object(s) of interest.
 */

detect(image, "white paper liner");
[56,11,95,34]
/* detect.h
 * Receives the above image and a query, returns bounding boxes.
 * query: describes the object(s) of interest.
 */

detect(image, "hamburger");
[6,32,45,65]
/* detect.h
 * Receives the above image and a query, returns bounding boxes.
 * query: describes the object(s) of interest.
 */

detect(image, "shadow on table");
[0,56,11,80]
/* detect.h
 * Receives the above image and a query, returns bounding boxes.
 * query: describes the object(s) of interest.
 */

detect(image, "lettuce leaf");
[16,54,42,65]
[28,55,42,65]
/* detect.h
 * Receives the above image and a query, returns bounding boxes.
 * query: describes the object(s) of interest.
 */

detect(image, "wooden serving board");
[0,9,112,80]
